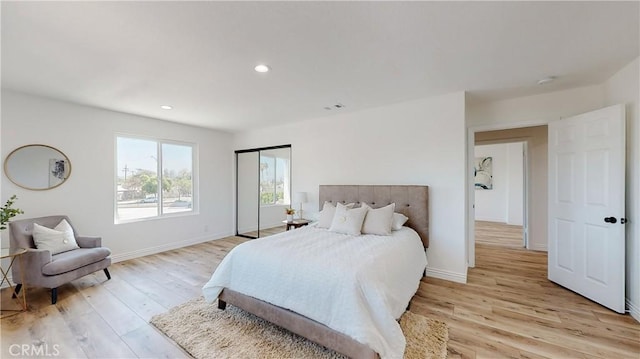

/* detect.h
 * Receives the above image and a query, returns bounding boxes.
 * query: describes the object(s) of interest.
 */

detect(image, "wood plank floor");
[475,220,524,249]
[2,228,639,358]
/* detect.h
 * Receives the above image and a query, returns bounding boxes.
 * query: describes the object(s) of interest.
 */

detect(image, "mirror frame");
[4,144,72,191]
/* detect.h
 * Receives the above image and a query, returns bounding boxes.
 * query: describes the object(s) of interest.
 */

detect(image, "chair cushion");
[42,248,111,276]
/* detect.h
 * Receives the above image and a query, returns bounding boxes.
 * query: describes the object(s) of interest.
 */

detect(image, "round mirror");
[4,144,72,190]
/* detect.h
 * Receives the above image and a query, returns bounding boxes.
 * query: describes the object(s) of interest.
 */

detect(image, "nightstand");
[282,219,311,231]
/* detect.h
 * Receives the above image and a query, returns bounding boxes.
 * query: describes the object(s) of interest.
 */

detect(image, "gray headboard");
[319,185,429,248]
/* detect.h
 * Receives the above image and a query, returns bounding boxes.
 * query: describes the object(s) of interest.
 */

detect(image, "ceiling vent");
[324,103,345,110]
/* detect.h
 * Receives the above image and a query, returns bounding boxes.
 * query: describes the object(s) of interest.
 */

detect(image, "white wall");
[234,92,469,283]
[474,144,507,222]
[603,57,640,322]
[467,85,604,128]
[1,91,234,261]
[474,143,524,225]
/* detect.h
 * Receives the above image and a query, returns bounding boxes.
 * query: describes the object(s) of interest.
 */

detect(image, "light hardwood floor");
[2,229,639,358]
[475,220,524,249]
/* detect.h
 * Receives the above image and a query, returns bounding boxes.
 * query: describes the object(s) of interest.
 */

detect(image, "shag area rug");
[150,297,448,359]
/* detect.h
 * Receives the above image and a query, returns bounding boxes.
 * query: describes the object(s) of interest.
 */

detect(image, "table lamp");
[293,192,308,219]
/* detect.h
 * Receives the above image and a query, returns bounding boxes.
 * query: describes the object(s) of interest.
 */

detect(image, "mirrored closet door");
[236,145,291,238]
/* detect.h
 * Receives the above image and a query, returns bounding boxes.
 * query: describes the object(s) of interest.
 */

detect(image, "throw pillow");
[317,201,354,228]
[392,212,409,230]
[329,202,368,235]
[32,220,79,255]
[361,203,395,236]
[54,218,75,236]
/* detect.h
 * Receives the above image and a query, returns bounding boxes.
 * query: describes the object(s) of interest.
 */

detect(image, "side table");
[1,248,28,318]
[282,219,311,231]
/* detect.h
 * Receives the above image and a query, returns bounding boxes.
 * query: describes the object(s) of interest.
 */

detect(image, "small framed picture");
[49,158,68,186]
[474,156,493,190]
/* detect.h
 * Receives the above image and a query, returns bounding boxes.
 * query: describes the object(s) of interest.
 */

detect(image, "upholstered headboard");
[319,185,429,248]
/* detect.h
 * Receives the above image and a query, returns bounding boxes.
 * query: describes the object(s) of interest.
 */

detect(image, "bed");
[203,185,429,358]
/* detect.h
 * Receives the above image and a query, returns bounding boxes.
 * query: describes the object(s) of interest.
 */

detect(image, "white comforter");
[202,225,427,359]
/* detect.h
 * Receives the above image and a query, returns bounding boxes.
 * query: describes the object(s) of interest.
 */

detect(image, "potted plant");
[1,195,24,230]
[285,208,295,222]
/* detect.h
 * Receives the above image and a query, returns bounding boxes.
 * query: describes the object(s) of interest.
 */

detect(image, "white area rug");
[151,297,448,359]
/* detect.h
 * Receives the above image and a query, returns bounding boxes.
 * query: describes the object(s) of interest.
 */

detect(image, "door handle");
[604,217,618,224]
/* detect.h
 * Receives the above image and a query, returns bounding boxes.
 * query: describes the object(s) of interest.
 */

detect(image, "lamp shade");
[293,192,308,203]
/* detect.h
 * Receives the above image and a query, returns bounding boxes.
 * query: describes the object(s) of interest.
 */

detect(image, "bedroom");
[1,1,639,358]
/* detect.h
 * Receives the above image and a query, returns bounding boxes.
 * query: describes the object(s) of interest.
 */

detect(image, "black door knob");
[604,217,618,224]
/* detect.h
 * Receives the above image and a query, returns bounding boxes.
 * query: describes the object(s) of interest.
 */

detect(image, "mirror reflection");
[4,144,72,190]
[259,148,291,237]
[236,145,291,238]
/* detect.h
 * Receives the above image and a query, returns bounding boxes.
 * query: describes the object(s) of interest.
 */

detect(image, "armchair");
[9,215,111,304]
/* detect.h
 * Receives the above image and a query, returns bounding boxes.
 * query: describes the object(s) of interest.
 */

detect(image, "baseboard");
[627,298,640,323]
[111,230,231,263]
[474,217,506,223]
[425,267,467,284]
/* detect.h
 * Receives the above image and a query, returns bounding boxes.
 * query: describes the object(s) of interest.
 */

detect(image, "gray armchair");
[9,215,111,304]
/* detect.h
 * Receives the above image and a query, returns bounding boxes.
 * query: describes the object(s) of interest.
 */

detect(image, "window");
[116,136,194,222]
[259,153,290,206]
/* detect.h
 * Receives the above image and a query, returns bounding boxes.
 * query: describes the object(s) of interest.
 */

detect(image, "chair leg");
[218,299,227,310]
[51,288,58,305]
[104,268,111,280]
[12,283,22,298]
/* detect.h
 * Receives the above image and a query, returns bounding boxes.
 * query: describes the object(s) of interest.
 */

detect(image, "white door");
[548,104,626,313]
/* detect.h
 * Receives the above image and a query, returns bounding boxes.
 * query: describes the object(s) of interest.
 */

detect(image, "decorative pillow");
[32,220,79,255]
[361,203,395,236]
[392,212,409,230]
[54,218,75,236]
[329,202,368,235]
[317,201,354,228]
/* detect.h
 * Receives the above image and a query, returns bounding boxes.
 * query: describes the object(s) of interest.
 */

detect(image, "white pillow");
[361,203,395,236]
[32,220,79,255]
[392,212,409,230]
[317,201,354,228]
[329,202,368,235]
[54,218,75,236]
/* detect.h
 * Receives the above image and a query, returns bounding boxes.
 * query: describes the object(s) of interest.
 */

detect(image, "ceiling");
[2,1,638,133]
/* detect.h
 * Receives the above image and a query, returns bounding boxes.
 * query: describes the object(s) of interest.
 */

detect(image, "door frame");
[467,120,547,268]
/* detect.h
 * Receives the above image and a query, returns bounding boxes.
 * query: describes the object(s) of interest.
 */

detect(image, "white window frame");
[115,134,198,224]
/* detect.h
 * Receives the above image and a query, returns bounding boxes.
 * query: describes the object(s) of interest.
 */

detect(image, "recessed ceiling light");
[160,105,173,110]
[254,64,270,73]
[537,76,556,85]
